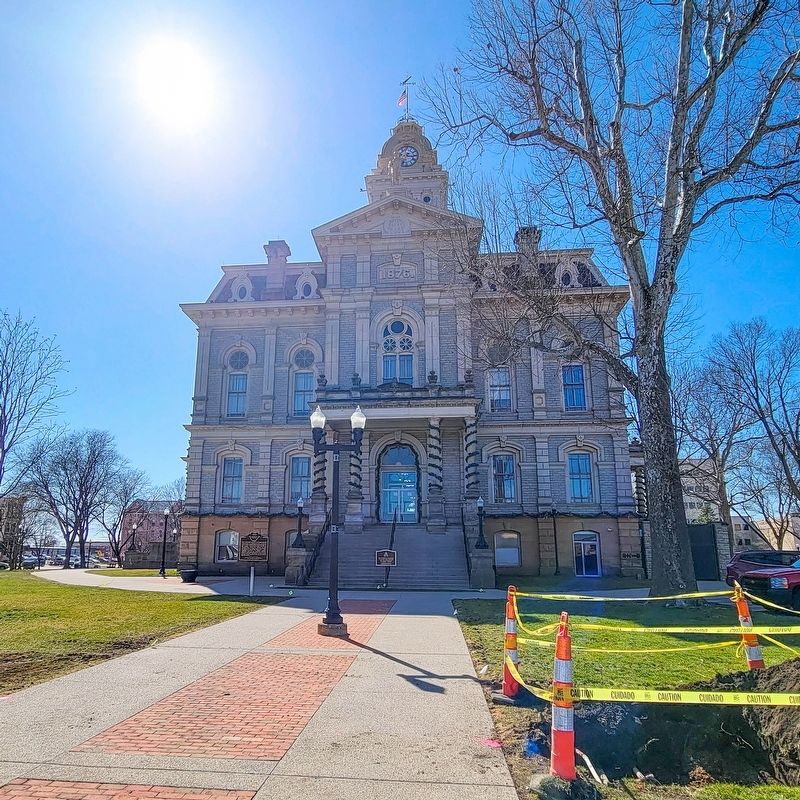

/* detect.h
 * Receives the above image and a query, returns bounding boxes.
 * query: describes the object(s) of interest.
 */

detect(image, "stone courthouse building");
[179,119,641,587]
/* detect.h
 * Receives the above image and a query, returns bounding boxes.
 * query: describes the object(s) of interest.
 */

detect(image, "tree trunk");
[637,341,698,595]
[62,533,75,568]
[718,484,735,554]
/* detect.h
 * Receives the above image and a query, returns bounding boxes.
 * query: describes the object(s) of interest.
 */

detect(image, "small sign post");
[238,532,269,597]
[375,549,397,568]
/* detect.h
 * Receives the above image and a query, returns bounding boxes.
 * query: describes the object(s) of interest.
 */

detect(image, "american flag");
[397,88,408,107]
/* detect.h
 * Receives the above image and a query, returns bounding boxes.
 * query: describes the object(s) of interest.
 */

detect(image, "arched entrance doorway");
[378,444,419,523]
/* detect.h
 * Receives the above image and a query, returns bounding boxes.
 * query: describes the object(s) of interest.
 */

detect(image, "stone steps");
[307,524,470,589]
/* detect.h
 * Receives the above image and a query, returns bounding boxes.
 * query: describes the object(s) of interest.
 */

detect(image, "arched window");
[488,367,512,412]
[215,530,239,562]
[494,531,521,567]
[492,454,518,503]
[226,350,249,417]
[382,320,414,384]
[292,348,316,416]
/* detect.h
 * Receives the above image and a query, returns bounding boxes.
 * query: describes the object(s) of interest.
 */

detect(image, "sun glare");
[134,36,217,134]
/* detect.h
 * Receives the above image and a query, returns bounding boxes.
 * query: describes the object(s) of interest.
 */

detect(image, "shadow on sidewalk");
[348,638,482,694]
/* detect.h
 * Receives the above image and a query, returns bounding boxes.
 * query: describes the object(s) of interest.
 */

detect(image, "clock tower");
[364,119,449,207]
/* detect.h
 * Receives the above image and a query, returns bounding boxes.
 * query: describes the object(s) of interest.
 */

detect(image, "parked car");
[724,550,799,586]
[0,561,9,571]
[47,556,64,566]
[738,556,800,611]
[21,555,46,569]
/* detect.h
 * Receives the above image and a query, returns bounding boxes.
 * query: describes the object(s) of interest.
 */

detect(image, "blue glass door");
[381,471,417,522]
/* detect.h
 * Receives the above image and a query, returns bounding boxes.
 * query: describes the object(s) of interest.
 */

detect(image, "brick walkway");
[73,653,353,760]
[0,782,254,800]
[265,599,395,650]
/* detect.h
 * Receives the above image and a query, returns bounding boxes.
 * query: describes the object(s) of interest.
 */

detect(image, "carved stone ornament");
[316,373,328,388]
[352,372,362,388]
[392,252,403,266]
[427,370,438,385]
[391,300,403,315]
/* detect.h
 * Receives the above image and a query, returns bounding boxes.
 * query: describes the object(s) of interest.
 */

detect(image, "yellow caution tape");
[513,589,732,602]
[743,590,800,616]
[517,637,740,654]
[570,623,800,636]
[511,595,561,637]
[761,633,800,658]
[504,657,800,707]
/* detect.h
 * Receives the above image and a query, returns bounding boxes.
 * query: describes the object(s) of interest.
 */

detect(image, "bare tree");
[711,320,800,507]
[425,0,800,593]
[20,508,58,568]
[25,429,123,567]
[95,467,150,567]
[671,360,759,541]
[733,444,800,549]
[0,311,66,496]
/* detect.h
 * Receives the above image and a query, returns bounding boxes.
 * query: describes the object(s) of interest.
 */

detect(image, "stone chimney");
[263,240,291,265]
[514,226,542,261]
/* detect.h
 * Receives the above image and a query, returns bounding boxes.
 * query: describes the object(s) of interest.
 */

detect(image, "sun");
[133,36,217,133]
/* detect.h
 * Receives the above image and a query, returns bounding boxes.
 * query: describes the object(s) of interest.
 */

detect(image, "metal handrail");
[300,510,331,586]
[461,506,472,580]
[384,507,398,588]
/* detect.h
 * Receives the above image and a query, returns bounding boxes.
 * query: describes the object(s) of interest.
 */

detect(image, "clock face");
[397,145,419,167]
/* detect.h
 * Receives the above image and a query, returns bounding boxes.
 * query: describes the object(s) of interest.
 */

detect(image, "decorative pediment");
[311,196,481,245]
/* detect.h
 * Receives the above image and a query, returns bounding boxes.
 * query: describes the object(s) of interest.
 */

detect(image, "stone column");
[345,443,364,532]
[464,416,480,497]
[426,417,446,533]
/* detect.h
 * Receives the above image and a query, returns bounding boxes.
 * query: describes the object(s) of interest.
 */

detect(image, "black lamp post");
[159,507,169,578]
[475,496,488,549]
[310,404,366,636]
[291,497,305,548]
[130,523,138,552]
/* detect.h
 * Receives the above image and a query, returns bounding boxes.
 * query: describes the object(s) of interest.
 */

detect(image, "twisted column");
[464,416,479,496]
[348,447,363,497]
[427,417,443,493]
[312,450,327,496]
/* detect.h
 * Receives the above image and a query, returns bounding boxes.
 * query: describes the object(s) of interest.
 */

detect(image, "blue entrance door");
[379,445,418,523]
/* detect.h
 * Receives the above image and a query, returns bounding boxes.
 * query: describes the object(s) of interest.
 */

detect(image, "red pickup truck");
[737,556,800,611]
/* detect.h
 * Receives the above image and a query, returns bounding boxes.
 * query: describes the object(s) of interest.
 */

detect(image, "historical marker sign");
[375,549,397,568]
[238,532,269,562]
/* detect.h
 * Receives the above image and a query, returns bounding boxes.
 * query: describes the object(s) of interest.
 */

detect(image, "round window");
[423,195,432,204]
[301,283,312,297]
[294,349,315,368]
[237,286,248,299]
[229,350,249,370]
[561,271,572,286]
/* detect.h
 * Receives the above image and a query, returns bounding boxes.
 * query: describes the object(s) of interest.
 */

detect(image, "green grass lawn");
[455,596,800,799]
[0,571,282,694]
[496,574,650,593]
[456,596,800,690]
[86,568,178,577]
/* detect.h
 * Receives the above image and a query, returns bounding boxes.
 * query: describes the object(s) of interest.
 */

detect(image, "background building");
[179,120,639,586]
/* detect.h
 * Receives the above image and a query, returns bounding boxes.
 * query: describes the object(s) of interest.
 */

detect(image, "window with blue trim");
[226,373,247,417]
[488,367,512,412]
[382,320,414,384]
[292,372,315,416]
[290,456,311,501]
[563,365,586,410]
[568,453,593,503]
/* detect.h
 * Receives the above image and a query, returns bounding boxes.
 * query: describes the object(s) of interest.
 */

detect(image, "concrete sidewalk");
[0,591,518,800]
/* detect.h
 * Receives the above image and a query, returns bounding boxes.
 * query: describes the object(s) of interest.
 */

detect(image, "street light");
[291,497,305,548]
[475,496,488,549]
[310,404,366,636]
[159,507,169,578]
[130,523,138,552]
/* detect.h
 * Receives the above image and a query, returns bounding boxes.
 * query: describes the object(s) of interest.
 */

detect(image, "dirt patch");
[0,639,155,693]
[517,658,799,791]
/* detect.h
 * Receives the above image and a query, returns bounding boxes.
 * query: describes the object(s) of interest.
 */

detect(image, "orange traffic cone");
[733,582,765,669]
[502,584,520,699]
[550,611,576,781]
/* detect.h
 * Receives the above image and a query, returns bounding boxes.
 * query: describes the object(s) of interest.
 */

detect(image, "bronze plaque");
[239,531,269,562]
[375,549,397,568]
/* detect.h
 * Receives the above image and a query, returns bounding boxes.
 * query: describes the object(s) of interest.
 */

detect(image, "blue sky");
[1,1,797,487]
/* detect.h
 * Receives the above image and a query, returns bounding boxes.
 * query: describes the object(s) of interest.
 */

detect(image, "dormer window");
[229,275,254,302]
[293,269,320,299]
